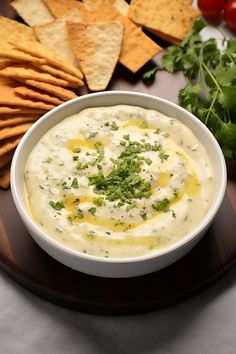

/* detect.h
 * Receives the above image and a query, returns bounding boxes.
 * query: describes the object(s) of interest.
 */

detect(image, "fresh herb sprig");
[143,19,236,164]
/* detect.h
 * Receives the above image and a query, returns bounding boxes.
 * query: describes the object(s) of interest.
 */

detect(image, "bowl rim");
[10,91,227,265]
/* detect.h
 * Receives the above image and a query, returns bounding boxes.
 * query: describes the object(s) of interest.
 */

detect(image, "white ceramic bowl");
[11,91,227,278]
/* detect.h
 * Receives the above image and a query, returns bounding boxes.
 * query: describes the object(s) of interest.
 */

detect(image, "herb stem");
[201,61,222,92]
[205,89,219,126]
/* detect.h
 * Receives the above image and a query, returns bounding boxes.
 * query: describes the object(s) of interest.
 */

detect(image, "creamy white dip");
[24,105,214,258]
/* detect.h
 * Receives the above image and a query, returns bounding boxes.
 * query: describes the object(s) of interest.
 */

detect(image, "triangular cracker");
[34,10,86,67]
[67,22,123,91]
[128,0,199,44]
[11,0,54,26]
[42,0,87,18]
[84,1,162,73]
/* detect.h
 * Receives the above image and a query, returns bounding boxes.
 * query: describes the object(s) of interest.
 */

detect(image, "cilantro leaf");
[218,86,236,110]
[142,65,160,84]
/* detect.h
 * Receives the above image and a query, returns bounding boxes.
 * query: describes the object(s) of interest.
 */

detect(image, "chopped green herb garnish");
[88,207,96,216]
[77,209,84,218]
[42,157,52,163]
[49,201,65,211]
[159,151,169,162]
[152,198,170,212]
[126,201,137,212]
[141,120,149,128]
[145,157,152,165]
[110,121,119,130]
[154,128,161,134]
[140,210,147,220]
[123,134,130,140]
[73,147,81,153]
[88,132,98,138]
[76,161,89,170]
[93,197,104,206]
[71,177,78,188]
[120,140,126,146]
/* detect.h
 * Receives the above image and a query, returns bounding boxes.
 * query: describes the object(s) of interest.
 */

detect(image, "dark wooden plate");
[0,1,236,315]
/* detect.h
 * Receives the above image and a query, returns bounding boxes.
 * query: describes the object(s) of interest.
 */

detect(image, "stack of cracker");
[0,16,84,189]
[0,0,200,190]
[21,0,163,89]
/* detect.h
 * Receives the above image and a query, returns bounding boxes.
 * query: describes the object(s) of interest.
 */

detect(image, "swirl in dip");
[24,105,214,258]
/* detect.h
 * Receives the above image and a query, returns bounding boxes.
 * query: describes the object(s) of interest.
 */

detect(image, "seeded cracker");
[128,0,199,44]
[11,0,54,26]
[67,22,123,91]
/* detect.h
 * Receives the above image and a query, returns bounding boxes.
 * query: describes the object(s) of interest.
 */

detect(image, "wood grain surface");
[0,1,235,315]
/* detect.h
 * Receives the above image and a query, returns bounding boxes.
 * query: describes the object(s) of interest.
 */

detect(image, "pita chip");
[85,2,162,73]
[128,0,199,44]
[43,0,87,18]
[84,0,129,16]
[34,10,86,67]
[11,0,54,26]
[67,21,123,91]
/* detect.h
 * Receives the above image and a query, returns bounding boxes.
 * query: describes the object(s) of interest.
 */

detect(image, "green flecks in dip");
[24,105,214,259]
